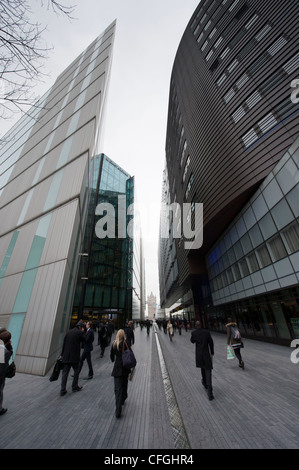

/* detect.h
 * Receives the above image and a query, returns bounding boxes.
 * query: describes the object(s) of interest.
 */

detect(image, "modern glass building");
[72,154,145,328]
[159,0,299,345]
[0,23,117,375]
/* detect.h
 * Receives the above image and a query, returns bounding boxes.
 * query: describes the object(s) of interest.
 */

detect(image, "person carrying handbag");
[226,317,244,370]
[0,328,13,416]
[110,329,131,418]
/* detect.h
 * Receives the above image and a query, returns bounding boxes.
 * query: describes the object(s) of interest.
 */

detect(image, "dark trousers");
[114,375,128,416]
[79,350,93,377]
[61,363,79,391]
[0,380,5,410]
[201,368,213,394]
[234,347,243,364]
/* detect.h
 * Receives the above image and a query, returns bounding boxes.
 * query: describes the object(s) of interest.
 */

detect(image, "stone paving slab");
[0,324,298,451]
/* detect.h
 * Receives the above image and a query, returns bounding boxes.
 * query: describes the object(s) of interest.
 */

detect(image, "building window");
[282,223,299,253]
[226,267,234,284]
[206,50,214,61]
[209,28,217,39]
[245,14,259,30]
[258,113,277,134]
[185,173,194,200]
[217,73,226,86]
[246,90,262,109]
[214,36,223,48]
[236,73,249,89]
[256,244,272,267]
[239,258,250,277]
[180,140,187,166]
[232,262,241,281]
[224,88,235,103]
[255,24,271,42]
[242,128,258,148]
[182,155,190,183]
[247,251,259,272]
[267,234,288,262]
[267,36,288,56]
[220,47,230,60]
[232,106,246,123]
[228,58,239,73]
[229,0,240,12]
[282,52,299,75]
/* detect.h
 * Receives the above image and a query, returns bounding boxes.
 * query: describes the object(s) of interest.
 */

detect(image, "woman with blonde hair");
[110,329,131,418]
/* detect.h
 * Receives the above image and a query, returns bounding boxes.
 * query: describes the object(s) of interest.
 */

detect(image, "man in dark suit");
[124,320,135,347]
[79,321,94,379]
[190,321,215,400]
[60,321,85,395]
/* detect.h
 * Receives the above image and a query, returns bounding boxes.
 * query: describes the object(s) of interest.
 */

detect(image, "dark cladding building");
[159,0,299,344]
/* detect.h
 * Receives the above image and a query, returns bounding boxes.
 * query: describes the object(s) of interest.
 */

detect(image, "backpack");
[231,325,241,340]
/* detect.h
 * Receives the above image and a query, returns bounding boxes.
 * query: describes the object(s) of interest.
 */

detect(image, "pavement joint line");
[153,324,191,450]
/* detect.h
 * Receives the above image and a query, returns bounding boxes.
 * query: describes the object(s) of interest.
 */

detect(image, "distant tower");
[147,292,157,320]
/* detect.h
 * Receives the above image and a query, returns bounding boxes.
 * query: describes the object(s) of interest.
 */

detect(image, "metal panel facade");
[0,22,116,375]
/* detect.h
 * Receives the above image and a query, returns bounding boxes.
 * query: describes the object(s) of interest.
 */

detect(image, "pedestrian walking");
[0,329,13,416]
[190,321,215,400]
[59,321,85,395]
[167,320,174,341]
[145,319,151,335]
[106,320,115,346]
[124,320,135,347]
[226,317,244,369]
[98,322,108,357]
[110,329,131,418]
[79,321,94,379]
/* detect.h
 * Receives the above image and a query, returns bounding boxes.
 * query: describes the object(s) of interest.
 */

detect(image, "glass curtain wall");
[72,155,133,328]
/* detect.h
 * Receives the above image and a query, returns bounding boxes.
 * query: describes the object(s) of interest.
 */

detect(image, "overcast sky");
[1,0,200,307]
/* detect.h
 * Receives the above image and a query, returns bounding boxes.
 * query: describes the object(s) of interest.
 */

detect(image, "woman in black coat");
[110,329,131,418]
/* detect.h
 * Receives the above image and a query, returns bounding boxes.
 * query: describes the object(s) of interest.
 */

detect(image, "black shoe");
[83,376,93,380]
[60,390,67,396]
[239,361,245,370]
[0,408,7,415]
[72,386,83,392]
[208,394,215,401]
[116,409,121,418]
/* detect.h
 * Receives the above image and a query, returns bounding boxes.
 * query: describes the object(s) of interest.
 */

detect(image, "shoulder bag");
[122,341,137,369]
[5,361,16,378]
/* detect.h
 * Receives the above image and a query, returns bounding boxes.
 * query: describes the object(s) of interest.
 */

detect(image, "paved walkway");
[1,323,299,451]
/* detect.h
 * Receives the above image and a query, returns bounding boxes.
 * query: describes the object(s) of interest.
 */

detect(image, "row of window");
[216,27,288,89]
[192,0,241,50]
[205,5,255,64]
[230,52,299,125]
[241,94,297,149]
[210,220,299,292]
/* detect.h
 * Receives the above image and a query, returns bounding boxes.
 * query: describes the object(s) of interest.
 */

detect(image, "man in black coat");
[60,321,85,395]
[79,321,94,379]
[190,321,215,400]
[124,321,135,347]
